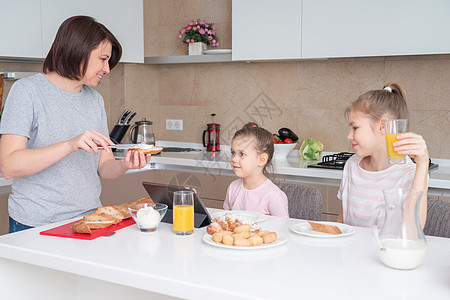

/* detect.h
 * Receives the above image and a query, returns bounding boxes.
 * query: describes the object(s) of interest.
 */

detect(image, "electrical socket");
[166,119,183,130]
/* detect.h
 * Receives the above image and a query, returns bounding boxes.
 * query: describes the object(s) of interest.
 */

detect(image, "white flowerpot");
[189,42,206,55]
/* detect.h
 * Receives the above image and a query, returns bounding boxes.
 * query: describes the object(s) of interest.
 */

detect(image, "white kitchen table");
[0,209,448,300]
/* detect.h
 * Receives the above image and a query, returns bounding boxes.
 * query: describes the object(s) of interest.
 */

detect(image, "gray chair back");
[275,182,322,221]
[424,196,450,238]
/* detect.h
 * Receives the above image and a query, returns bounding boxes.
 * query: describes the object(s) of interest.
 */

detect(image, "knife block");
[109,124,130,144]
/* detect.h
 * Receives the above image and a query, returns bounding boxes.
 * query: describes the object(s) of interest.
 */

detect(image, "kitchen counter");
[0,209,448,300]
[128,141,450,196]
[1,141,449,196]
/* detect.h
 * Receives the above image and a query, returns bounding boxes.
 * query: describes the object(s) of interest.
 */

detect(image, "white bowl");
[273,143,297,160]
[128,203,168,232]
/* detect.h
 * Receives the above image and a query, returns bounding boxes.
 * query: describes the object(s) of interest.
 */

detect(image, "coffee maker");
[202,113,220,152]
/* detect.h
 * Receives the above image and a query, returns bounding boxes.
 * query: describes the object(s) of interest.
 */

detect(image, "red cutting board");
[40,218,136,240]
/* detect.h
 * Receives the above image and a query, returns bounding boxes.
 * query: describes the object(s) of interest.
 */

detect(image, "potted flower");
[178,19,219,55]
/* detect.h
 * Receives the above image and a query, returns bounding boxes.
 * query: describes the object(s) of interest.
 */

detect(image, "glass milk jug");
[371,188,427,270]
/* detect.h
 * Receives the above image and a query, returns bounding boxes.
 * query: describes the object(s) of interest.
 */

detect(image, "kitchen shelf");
[144,54,232,65]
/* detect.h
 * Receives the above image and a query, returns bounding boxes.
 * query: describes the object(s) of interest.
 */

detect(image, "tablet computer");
[142,182,212,228]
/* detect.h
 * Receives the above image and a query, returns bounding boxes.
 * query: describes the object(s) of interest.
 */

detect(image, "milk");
[378,239,427,270]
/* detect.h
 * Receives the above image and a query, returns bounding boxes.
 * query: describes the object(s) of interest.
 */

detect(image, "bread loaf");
[83,213,120,228]
[71,197,154,233]
[71,220,91,234]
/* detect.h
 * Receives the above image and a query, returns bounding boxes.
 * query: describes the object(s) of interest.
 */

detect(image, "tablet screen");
[142,182,212,228]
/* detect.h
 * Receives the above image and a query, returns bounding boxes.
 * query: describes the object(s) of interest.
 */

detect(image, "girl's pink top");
[223,178,289,217]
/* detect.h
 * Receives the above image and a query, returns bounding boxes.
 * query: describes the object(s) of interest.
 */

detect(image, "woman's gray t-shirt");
[0,73,109,227]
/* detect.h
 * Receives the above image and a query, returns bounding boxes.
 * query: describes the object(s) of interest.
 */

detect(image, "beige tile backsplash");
[1,0,449,159]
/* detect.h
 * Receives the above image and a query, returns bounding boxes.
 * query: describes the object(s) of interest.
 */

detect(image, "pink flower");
[190,39,194,43]
[186,26,191,30]
[212,31,216,35]
[208,36,212,40]
[216,42,219,46]
[212,40,216,44]
[188,21,194,26]
[181,29,185,34]
[186,39,190,43]
[200,21,205,25]
[213,27,216,30]
[178,35,182,39]
[199,28,206,35]
[193,27,197,31]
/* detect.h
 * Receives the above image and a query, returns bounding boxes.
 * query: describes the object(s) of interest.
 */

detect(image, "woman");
[0,16,151,233]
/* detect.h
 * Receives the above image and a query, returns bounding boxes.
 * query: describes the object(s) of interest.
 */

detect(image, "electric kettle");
[202,113,220,152]
[129,118,155,145]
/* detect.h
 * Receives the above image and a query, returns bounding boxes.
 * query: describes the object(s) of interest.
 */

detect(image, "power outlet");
[166,119,183,130]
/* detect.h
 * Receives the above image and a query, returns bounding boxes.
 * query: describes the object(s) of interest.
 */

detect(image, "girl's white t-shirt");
[337,154,417,228]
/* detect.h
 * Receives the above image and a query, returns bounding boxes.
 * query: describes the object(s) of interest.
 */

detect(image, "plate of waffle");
[290,221,355,238]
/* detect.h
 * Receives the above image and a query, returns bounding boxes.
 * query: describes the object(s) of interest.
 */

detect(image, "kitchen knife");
[123,111,136,125]
[118,109,131,125]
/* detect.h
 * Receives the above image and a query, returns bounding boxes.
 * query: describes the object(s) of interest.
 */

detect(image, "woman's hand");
[121,151,152,170]
[67,130,114,155]
[394,132,429,164]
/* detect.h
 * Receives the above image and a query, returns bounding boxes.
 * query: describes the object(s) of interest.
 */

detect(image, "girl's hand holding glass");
[392,132,429,165]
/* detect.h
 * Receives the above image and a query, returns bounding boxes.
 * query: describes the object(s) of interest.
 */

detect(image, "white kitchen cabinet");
[41,0,144,63]
[302,0,450,58]
[0,0,42,59]
[232,0,302,61]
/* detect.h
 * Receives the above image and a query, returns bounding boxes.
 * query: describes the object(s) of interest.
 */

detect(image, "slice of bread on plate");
[307,221,342,235]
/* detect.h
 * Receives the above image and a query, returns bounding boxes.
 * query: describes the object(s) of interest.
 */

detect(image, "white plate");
[211,211,267,223]
[290,221,355,238]
[203,232,287,250]
[203,49,232,55]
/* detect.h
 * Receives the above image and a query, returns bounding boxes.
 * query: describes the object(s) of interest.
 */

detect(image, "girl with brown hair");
[337,83,429,227]
[224,123,289,217]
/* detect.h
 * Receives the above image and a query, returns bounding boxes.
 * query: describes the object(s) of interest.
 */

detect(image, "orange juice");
[385,133,403,159]
[173,205,194,233]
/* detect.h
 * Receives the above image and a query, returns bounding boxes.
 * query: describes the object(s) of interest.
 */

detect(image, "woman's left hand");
[394,132,429,164]
[121,151,152,170]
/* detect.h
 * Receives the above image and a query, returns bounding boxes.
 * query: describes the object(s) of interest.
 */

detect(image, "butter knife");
[97,144,155,150]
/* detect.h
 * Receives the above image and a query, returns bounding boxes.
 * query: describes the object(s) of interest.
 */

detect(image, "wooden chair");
[275,182,322,221]
[423,196,450,238]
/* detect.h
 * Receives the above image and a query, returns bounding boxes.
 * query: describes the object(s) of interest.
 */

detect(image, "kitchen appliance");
[130,118,155,144]
[202,113,220,152]
[308,152,439,171]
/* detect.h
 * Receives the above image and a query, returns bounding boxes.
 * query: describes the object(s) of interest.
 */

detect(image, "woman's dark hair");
[345,83,409,121]
[232,122,274,177]
[43,15,122,80]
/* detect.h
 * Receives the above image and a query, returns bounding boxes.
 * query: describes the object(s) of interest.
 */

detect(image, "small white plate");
[203,232,287,250]
[203,49,232,55]
[290,221,355,238]
[211,211,267,223]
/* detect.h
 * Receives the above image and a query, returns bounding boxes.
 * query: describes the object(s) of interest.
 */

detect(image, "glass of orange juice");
[384,119,408,164]
[173,190,194,235]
